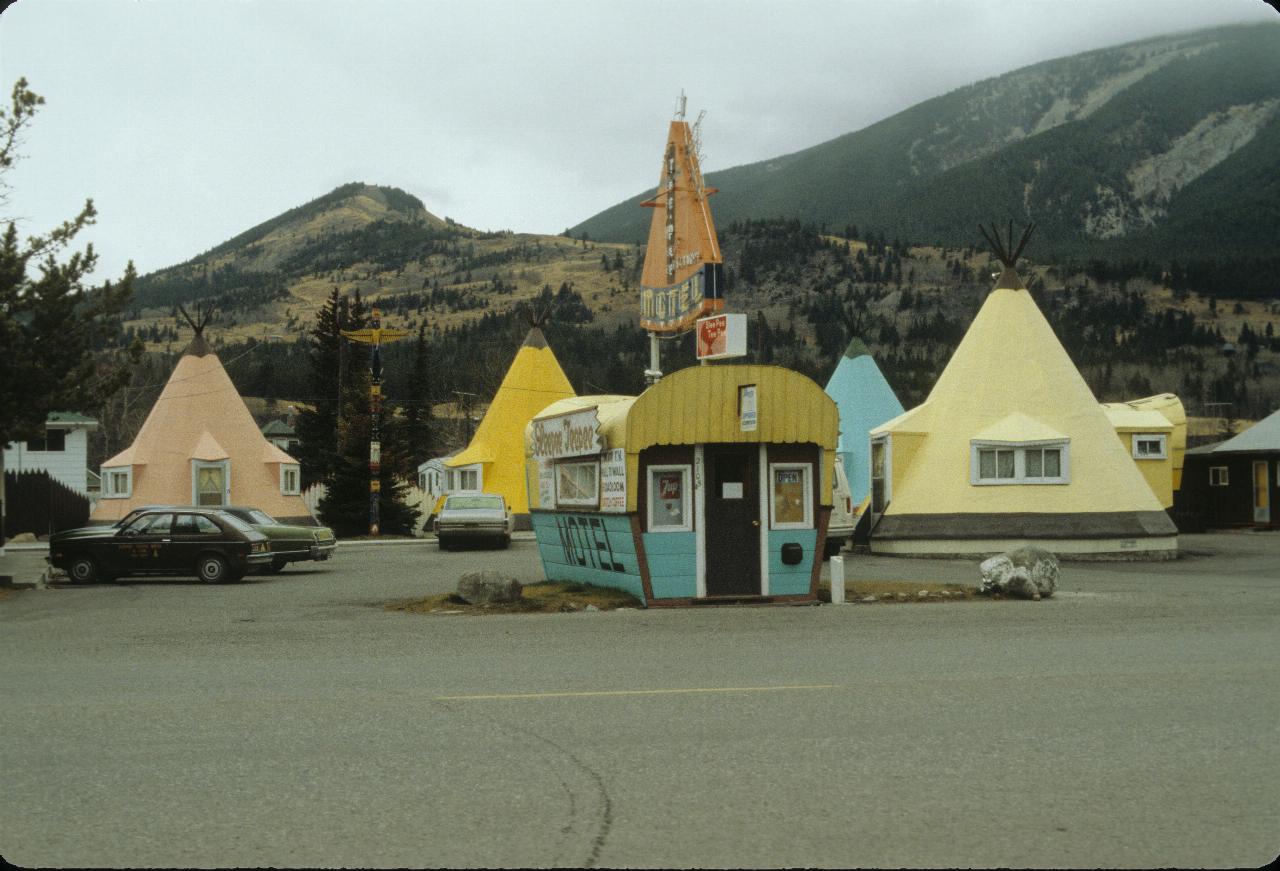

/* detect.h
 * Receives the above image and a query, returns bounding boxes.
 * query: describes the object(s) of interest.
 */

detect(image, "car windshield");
[445,496,503,510]
[215,512,255,534]
[246,509,276,525]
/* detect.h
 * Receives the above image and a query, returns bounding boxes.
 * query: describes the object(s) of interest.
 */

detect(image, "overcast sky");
[1,0,1275,280]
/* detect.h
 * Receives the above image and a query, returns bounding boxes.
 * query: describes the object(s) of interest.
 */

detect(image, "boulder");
[979,546,1058,599]
[456,571,523,605]
[8,532,37,543]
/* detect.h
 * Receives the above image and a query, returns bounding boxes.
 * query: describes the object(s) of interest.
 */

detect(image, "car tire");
[68,555,98,583]
[197,553,231,584]
[263,559,286,573]
[438,537,452,552]
[499,535,510,549]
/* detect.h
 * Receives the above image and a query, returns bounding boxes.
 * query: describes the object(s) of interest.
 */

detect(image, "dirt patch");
[386,581,642,615]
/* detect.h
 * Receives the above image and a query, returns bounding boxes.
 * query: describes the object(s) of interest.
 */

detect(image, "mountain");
[571,23,1280,261]
[125,181,640,346]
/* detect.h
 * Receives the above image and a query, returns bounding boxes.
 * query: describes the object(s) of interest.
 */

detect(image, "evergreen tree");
[314,292,419,536]
[293,288,346,489]
[1,79,136,449]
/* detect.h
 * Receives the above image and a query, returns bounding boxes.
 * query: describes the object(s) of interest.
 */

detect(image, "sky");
[1,0,1275,280]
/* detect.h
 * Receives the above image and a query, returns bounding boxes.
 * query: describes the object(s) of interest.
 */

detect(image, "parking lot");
[2,532,1279,868]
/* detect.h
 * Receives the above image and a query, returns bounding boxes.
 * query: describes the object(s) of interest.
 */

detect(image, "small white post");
[829,555,845,604]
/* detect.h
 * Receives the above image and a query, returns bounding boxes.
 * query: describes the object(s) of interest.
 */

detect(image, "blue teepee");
[823,338,904,506]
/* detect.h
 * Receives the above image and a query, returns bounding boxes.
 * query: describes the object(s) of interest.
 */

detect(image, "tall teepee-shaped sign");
[639,95,725,380]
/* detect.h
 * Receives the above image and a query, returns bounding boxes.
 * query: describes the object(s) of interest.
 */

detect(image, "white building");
[3,412,99,497]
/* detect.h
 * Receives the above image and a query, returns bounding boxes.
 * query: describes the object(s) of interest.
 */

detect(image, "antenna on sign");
[692,109,707,169]
[675,90,687,120]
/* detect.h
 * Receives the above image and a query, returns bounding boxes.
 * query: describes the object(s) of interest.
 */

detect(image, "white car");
[434,494,514,550]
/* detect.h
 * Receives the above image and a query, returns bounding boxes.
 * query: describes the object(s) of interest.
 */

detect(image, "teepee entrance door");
[1254,461,1270,524]
[194,461,229,507]
[703,444,761,596]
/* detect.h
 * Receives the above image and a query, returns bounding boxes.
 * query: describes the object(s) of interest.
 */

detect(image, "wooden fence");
[4,469,91,537]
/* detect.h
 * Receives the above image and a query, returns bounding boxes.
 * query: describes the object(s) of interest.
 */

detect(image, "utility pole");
[453,391,477,442]
[340,307,410,536]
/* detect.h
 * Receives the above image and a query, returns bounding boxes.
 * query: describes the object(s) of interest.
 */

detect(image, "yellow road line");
[434,684,839,701]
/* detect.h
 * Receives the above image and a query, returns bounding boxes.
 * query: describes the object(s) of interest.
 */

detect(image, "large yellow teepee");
[444,326,575,525]
[91,311,311,524]
[869,225,1177,558]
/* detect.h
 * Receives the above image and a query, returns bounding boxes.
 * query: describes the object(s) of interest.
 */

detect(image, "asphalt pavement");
[2,532,1278,868]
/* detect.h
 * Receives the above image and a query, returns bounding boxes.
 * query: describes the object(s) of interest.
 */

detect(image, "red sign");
[698,316,727,358]
[658,474,682,500]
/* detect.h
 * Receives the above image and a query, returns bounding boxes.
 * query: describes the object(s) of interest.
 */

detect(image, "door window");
[870,438,888,515]
[770,463,813,529]
[648,465,691,531]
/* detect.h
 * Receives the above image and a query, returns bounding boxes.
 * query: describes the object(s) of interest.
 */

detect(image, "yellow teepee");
[91,310,310,524]
[444,326,575,525]
[869,224,1177,558]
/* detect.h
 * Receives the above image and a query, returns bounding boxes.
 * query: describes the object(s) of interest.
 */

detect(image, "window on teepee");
[1132,434,1167,460]
[103,467,131,498]
[280,464,300,496]
[194,461,229,506]
[972,442,1068,485]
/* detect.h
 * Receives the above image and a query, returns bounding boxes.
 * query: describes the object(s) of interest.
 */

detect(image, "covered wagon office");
[526,365,840,606]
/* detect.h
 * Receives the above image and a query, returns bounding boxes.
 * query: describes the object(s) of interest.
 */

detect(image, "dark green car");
[49,508,272,583]
[217,506,337,572]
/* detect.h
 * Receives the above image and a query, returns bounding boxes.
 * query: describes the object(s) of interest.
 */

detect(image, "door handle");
[752,520,760,527]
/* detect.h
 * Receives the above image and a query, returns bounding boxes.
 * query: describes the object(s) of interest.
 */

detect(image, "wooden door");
[703,445,760,596]
[1254,461,1270,524]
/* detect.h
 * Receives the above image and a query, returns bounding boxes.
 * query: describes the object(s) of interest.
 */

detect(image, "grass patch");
[386,580,642,615]
[818,579,979,603]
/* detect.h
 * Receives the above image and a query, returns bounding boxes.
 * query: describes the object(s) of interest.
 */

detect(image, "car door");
[111,512,176,573]
[170,512,221,573]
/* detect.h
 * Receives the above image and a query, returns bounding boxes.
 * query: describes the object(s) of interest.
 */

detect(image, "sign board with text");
[696,312,747,361]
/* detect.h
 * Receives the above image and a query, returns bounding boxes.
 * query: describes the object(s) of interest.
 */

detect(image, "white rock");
[979,546,1058,599]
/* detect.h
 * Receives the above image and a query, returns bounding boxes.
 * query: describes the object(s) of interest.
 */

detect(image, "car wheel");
[263,559,286,573]
[68,555,98,583]
[438,537,452,551]
[499,535,510,549]
[197,553,231,584]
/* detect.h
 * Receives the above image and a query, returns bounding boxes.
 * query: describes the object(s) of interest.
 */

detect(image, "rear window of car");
[446,496,503,510]
[175,514,221,534]
[215,512,256,534]
[246,510,276,525]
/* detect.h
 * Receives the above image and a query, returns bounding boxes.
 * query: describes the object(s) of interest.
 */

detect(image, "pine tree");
[314,292,419,536]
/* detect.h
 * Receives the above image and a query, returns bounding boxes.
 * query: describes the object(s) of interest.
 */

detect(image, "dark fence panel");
[3,470,90,537]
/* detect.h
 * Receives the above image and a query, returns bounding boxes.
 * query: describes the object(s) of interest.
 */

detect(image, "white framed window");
[193,460,230,506]
[102,466,132,499]
[1210,466,1229,487]
[648,465,692,532]
[280,463,300,495]
[555,459,600,508]
[971,441,1070,485]
[769,463,813,529]
[1132,434,1168,460]
[446,464,482,493]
